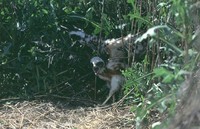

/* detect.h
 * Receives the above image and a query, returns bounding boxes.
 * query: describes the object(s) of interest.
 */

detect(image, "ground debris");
[0,100,135,129]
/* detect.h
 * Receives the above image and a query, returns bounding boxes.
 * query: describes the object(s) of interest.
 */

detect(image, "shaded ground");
[0,99,136,129]
[2,67,200,129]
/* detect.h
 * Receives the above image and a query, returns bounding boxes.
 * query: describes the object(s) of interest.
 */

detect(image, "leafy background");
[0,0,199,128]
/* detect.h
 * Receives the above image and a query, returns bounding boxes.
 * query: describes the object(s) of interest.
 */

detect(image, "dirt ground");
[0,98,137,129]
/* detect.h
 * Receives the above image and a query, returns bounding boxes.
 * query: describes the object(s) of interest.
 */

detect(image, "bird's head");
[90,56,105,75]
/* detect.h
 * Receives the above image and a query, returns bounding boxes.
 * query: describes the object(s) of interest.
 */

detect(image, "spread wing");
[102,35,135,71]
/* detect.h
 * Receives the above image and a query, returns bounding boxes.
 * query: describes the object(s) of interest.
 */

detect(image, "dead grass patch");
[0,100,135,129]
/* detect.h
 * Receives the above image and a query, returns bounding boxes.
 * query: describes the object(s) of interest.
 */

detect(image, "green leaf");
[162,74,174,83]
[128,13,151,26]
[153,67,171,77]
[127,0,135,7]
[42,9,48,14]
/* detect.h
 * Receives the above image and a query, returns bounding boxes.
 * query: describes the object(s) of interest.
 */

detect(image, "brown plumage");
[91,34,139,105]
[90,56,125,105]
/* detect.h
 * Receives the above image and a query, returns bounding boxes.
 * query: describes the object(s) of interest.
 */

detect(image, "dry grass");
[0,100,135,129]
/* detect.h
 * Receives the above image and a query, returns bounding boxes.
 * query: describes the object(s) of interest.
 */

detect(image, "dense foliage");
[0,0,133,99]
[0,0,199,128]
[0,0,96,98]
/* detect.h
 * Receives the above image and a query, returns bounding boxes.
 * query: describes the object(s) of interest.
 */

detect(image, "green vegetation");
[0,0,199,128]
